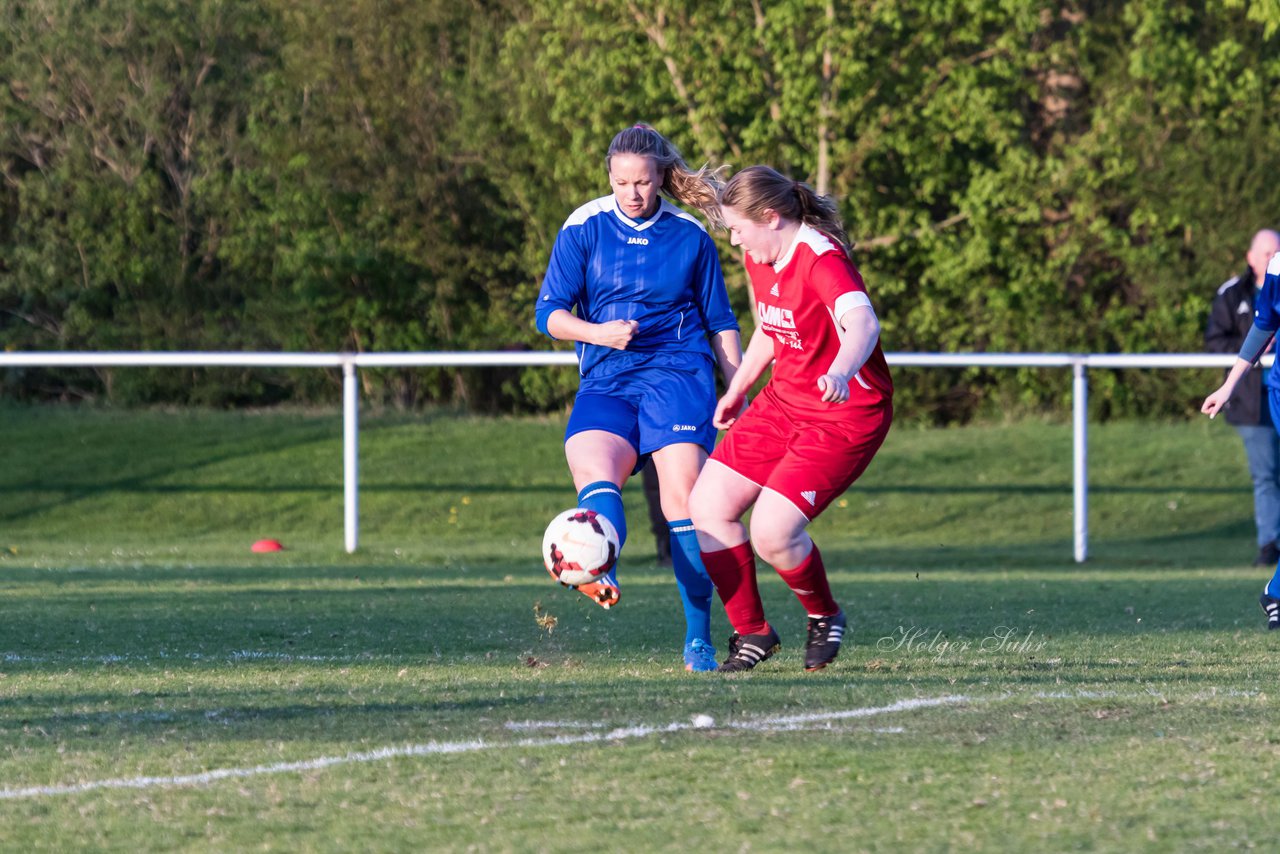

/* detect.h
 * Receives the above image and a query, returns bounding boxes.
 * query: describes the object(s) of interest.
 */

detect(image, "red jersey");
[745,224,893,414]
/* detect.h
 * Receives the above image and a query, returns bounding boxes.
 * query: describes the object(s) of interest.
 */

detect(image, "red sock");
[700,542,768,635]
[775,543,839,617]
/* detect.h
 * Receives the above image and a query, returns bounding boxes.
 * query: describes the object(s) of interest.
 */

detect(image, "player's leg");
[1261,388,1280,628]
[563,392,640,609]
[689,460,779,671]
[749,488,841,630]
[566,428,635,539]
[638,364,730,671]
[687,394,789,671]
[563,429,635,608]
[749,489,845,671]
[651,441,719,670]
[564,392,640,543]
[751,404,892,669]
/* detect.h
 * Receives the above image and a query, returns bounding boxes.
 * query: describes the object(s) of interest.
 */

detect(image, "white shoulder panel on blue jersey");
[562,196,616,230]
[657,199,707,232]
[563,196,708,234]
[1268,252,1280,276]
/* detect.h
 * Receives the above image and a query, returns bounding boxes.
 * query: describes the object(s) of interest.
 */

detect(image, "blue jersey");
[535,195,738,377]
[1257,253,1280,389]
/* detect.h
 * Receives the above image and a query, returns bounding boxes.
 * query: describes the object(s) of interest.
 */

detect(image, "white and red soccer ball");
[542,508,619,586]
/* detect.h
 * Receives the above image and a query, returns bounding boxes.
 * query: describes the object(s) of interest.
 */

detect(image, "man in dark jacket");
[1206,229,1280,565]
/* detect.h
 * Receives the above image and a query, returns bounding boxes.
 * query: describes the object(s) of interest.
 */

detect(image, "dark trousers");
[641,459,670,561]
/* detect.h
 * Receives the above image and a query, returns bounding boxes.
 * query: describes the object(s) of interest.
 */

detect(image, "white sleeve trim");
[833,291,872,321]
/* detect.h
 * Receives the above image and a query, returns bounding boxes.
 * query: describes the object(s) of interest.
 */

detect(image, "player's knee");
[747,524,786,564]
[687,481,717,530]
[657,489,691,523]
[687,496,708,530]
[748,518,803,565]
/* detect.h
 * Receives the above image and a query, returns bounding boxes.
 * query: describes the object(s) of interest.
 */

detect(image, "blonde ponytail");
[606,124,726,226]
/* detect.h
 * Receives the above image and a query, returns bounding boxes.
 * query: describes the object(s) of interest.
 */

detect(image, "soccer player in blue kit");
[535,124,743,671]
[1204,247,1280,629]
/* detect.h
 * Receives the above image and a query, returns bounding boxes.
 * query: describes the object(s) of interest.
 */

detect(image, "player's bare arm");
[1202,357,1252,418]
[714,327,774,429]
[817,306,880,403]
[1205,322,1278,417]
[711,328,744,393]
[545,308,638,350]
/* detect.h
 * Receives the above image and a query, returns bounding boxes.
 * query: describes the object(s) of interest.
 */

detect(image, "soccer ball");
[542,508,619,587]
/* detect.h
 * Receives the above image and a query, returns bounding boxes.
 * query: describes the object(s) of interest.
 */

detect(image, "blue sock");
[668,519,713,645]
[1267,563,1280,598]
[578,481,627,584]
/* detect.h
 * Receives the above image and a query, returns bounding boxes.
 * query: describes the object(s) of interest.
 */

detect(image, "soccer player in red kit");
[688,165,893,672]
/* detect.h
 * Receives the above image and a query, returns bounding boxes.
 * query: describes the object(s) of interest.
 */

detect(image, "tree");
[0,0,280,401]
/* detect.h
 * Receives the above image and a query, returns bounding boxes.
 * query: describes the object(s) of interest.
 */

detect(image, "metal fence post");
[343,359,359,554]
[1073,359,1088,562]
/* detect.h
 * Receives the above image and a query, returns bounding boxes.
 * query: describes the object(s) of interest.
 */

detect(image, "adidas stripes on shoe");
[717,627,781,673]
[1261,592,1280,631]
[804,610,847,671]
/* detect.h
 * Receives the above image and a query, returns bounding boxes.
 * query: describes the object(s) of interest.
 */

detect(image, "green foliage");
[2,1,1280,419]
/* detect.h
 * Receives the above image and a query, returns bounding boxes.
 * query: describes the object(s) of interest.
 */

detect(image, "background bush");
[4,0,1280,421]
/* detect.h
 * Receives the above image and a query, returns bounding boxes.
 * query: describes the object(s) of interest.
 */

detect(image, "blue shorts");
[566,363,718,472]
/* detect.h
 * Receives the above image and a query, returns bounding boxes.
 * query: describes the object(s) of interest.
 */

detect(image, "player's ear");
[764,209,783,229]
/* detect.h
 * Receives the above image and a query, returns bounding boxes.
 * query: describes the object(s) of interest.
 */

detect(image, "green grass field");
[0,403,1274,851]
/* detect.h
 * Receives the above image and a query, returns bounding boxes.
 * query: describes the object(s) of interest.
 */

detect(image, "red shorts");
[710,385,892,520]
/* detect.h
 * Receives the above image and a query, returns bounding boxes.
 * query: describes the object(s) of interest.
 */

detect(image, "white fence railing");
[0,351,1252,562]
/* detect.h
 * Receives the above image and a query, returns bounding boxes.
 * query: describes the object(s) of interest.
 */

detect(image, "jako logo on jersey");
[801,490,817,506]
[672,424,697,432]
[627,237,650,246]
[757,302,797,329]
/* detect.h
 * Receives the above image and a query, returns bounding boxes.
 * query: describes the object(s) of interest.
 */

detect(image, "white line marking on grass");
[0,729,674,801]
[726,695,967,731]
[504,720,610,731]
[0,695,968,801]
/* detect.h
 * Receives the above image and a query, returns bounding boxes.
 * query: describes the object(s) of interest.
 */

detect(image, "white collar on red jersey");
[772,223,838,273]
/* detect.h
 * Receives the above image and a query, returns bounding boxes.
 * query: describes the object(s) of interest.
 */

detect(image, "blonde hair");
[606,124,726,226]
[720,165,850,251]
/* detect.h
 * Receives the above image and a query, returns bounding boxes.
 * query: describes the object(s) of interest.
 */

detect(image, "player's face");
[722,205,781,265]
[609,154,663,220]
